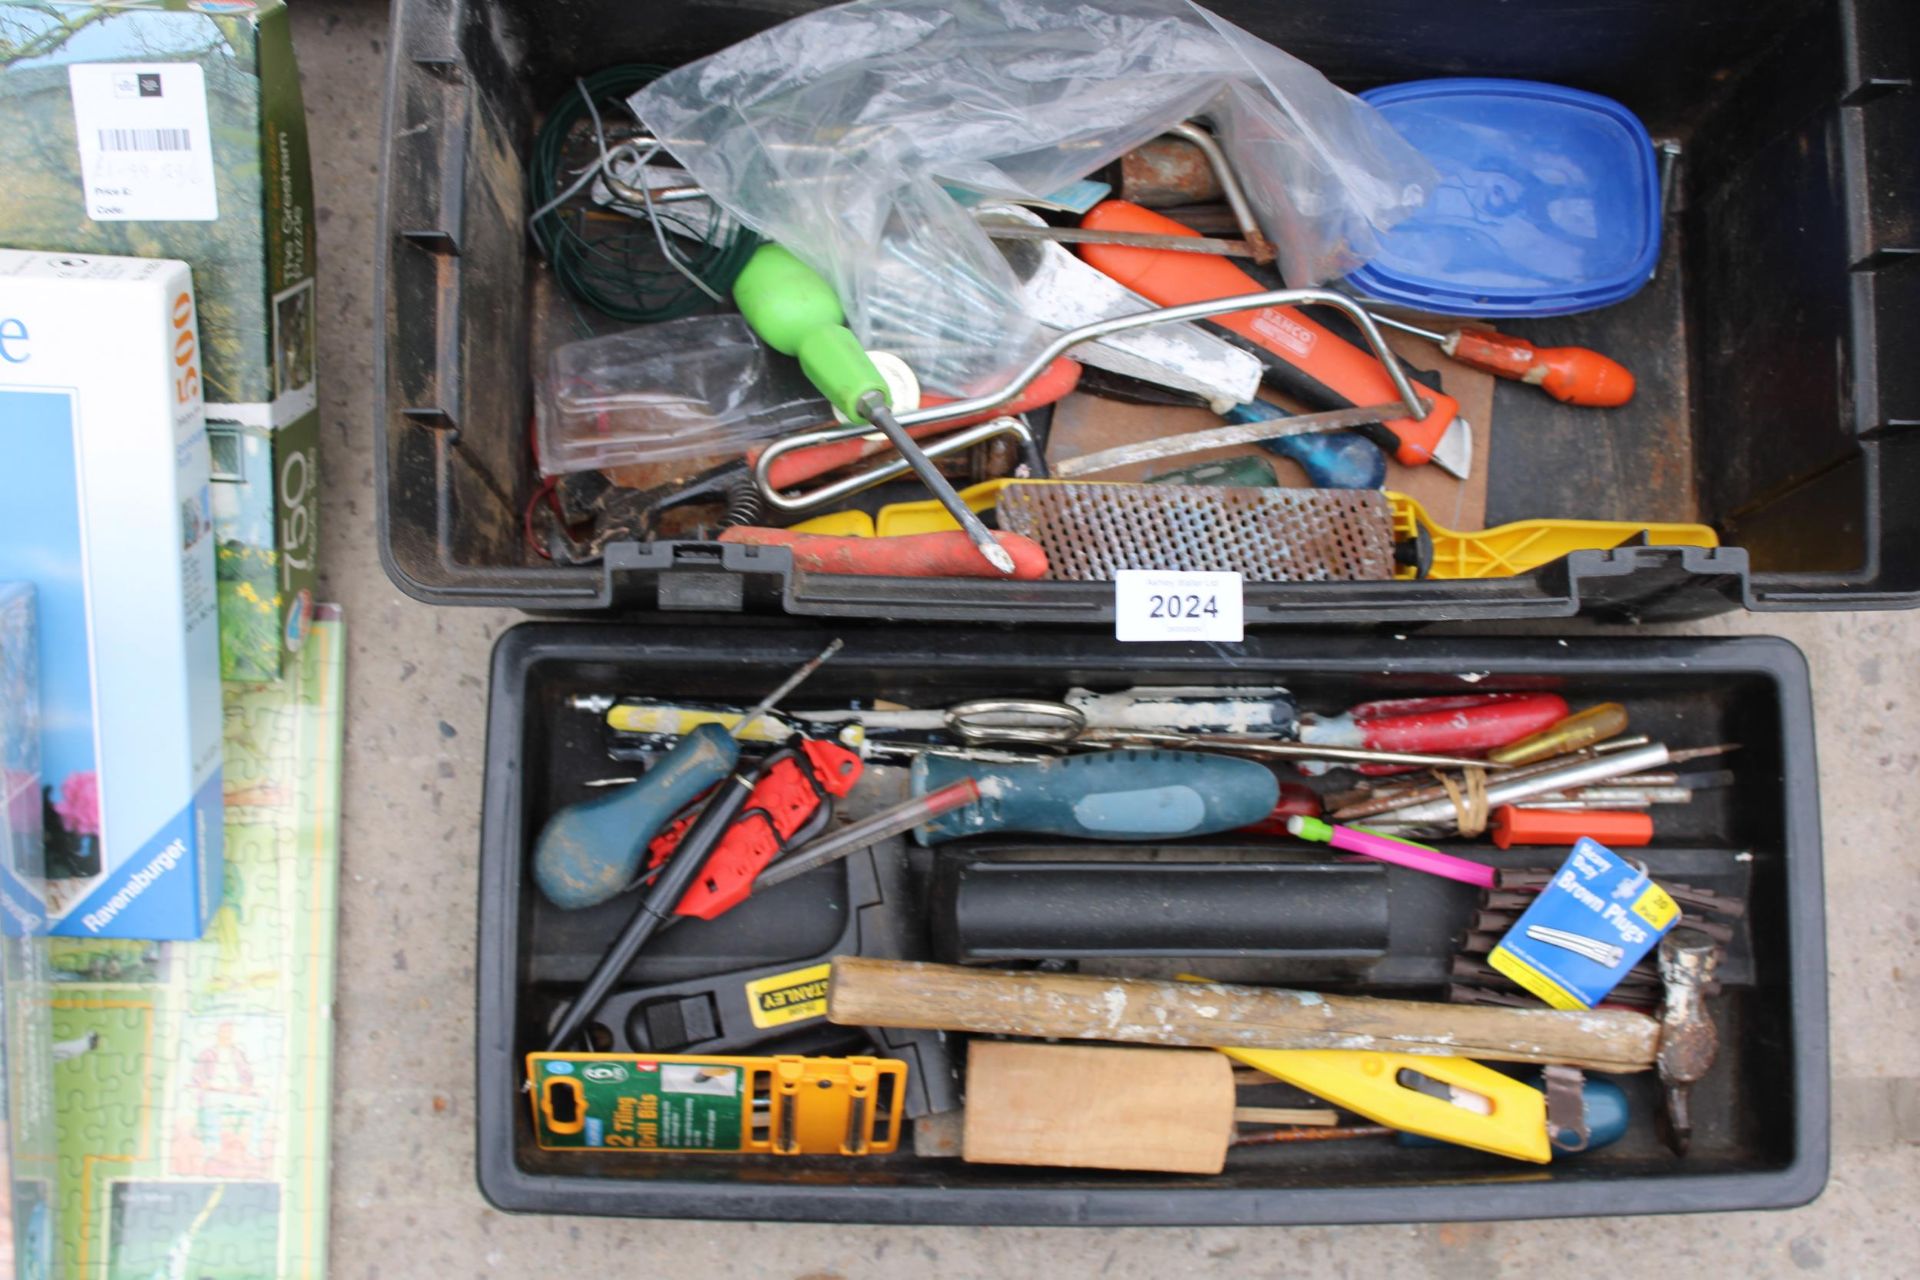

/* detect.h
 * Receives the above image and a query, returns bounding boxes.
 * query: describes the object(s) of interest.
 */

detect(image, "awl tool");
[1367,313,1635,407]
[732,244,1016,576]
[1077,200,1473,479]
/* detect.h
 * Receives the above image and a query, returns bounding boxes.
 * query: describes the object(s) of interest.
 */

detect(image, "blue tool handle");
[532,723,740,910]
[911,748,1279,845]
[1226,400,1386,489]
[1396,1076,1629,1154]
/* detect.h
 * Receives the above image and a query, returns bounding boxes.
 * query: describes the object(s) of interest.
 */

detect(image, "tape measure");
[527,1052,907,1156]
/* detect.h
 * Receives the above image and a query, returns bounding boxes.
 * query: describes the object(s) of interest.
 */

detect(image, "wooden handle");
[827,957,1659,1073]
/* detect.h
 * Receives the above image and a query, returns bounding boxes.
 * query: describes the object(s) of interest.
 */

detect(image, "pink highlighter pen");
[1286,815,1496,889]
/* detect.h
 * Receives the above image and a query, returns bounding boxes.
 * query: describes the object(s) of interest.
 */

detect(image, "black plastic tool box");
[377,0,1918,623]
[375,0,1851,1226]
[475,628,1826,1224]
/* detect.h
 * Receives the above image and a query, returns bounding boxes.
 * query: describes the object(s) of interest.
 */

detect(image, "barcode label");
[67,63,218,221]
[97,127,191,153]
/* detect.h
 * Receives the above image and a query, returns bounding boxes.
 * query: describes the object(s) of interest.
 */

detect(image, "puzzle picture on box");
[52,608,342,1279]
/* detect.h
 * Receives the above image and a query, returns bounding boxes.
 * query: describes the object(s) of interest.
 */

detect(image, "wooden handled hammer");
[826,956,1663,1074]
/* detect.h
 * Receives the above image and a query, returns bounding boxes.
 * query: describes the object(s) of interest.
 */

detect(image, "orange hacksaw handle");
[1077,202,1457,467]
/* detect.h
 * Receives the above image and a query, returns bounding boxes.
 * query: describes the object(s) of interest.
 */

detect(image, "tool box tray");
[378,0,1918,623]
[476,627,1826,1224]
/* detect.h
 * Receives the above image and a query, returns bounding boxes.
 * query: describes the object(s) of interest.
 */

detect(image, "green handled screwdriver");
[732,244,1017,576]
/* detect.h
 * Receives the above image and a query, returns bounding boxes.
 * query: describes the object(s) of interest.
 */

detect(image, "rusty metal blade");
[1053,401,1407,477]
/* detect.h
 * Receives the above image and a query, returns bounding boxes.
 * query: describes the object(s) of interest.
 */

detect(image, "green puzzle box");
[0,0,319,681]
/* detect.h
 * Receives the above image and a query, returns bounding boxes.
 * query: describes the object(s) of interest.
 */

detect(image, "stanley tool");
[553,840,962,1118]
[732,243,1016,575]
[1076,200,1473,479]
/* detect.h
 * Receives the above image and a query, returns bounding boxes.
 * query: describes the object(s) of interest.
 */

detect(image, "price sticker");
[1114,571,1243,642]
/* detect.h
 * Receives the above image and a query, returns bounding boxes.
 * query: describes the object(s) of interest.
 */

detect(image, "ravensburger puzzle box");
[0,249,224,939]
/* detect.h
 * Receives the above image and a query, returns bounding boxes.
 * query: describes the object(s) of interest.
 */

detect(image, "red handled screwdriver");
[1368,314,1635,407]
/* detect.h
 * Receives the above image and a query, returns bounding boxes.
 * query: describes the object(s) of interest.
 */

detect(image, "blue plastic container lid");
[1347,79,1661,318]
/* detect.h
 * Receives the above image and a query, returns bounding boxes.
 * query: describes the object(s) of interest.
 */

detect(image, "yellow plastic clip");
[790,509,877,537]
[1387,491,1717,580]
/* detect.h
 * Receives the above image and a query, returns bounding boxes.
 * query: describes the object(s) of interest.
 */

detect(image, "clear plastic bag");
[632,0,1434,394]
[535,315,827,475]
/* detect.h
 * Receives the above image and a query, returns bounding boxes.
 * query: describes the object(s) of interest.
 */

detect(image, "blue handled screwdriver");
[1225,399,1386,490]
[1069,366,1386,489]
[531,640,842,911]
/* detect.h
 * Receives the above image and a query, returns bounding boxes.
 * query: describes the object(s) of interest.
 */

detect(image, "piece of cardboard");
[0,0,320,680]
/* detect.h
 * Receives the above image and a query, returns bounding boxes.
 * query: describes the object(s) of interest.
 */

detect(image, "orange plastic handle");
[716,527,1050,579]
[1078,202,1458,467]
[753,357,1082,489]
[1490,806,1653,849]
[1448,332,1635,407]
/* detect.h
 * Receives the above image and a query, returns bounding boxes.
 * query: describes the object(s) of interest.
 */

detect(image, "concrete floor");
[300,3,1918,1274]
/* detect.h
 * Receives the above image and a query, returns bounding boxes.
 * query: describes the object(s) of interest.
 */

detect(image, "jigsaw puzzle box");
[0,250,224,941]
[0,0,320,680]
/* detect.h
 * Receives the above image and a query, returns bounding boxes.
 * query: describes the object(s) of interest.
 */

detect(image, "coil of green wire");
[528,65,759,327]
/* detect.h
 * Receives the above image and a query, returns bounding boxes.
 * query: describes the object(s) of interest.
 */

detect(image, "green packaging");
[0,0,319,680]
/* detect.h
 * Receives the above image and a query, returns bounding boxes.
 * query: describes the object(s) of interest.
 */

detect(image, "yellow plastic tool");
[1172,972,1549,1162]
[861,478,1717,580]
[527,1052,905,1156]
[1223,1047,1551,1163]
[1390,492,1716,580]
